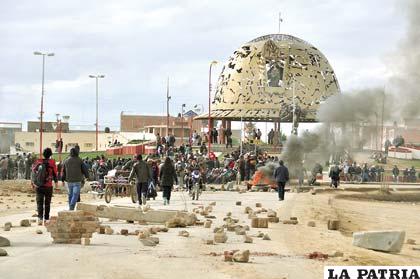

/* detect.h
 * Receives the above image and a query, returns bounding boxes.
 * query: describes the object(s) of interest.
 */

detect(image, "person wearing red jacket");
[32,148,58,225]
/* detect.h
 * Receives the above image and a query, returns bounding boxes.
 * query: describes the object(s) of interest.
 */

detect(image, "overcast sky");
[0,0,407,131]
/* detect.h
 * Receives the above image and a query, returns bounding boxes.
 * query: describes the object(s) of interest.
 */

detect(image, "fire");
[252,170,276,187]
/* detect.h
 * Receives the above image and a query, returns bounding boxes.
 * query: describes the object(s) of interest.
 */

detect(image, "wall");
[120,114,203,134]
[15,132,124,153]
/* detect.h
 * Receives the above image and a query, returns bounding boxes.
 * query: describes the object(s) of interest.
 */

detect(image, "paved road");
[0,190,322,279]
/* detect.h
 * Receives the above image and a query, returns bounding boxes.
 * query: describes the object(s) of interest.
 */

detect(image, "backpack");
[32,159,51,188]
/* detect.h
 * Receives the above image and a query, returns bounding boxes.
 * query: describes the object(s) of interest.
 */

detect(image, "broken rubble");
[283,220,298,225]
[268,217,279,223]
[81,238,90,246]
[406,239,416,245]
[120,229,129,236]
[329,251,344,257]
[307,221,316,227]
[248,213,257,219]
[235,227,246,235]
[140,238,157,247]
[251,218,268,228]
[105,227,114,235]
[244,207,253,214]
[243,235,253,243]
[4,222,11,231]
[46,211,100,244]
[352,230,405,253]
[0,236,10,247]
[327,220,340,230]
[204,220,212,228]
[0,248,7,256]
[267,210,277,218]
[233,250,250,263]
[178,230,190,237]
[204,239,214,245]
[20,219,31,227]
[262,234,271,240]
[77,203,193,224]
[214,232,228,243]
[36,229,43,234]
[256,232,264,238]
[138,230,151,239]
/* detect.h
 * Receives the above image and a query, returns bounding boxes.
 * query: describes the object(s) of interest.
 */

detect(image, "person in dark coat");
[128,154,151,206]
[329,164,341,188]
[62,148,89,210]
[273,160,289,201]
[32,148,58,225]
[159,157,178,205]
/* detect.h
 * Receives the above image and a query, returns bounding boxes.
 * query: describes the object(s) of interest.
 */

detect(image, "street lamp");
[89,74,105,151]
[166,77,171,137]
[181,104,186,144]
[34,51,54,159]
[208,60,218,155]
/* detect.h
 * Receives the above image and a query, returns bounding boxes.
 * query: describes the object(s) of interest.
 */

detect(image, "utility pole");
[381,90,385,152]
[278,12,283,33]
[181,104,186,144]
[89,74,105,151]
[166,77,171,137]
[291,77,298,135]
[34,51,54,158]
[208,61,218,155]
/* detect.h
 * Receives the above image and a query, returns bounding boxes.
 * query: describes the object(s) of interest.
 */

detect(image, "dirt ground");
[0,180,419,279]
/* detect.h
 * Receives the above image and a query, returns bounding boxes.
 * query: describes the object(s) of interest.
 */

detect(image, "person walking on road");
[62,148,89,210]
[129,154,151,207]
[32,148,58,225]
[273,160,289,201]
[159,157,178,205]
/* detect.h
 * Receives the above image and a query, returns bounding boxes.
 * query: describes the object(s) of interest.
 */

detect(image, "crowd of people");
[328,161,418,188]
[3,131,420,226]
[0,153,36,180]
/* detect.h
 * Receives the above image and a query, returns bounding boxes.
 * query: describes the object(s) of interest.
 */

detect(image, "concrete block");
[327,220,340,230]
[243,235,253,243]
[251,218,268,228]
[214,232,228,243]
[4,222,12,231]
[263,234,271,240]
[0,248,7,256]
[178,230,189,237]
[267,210,277,218]
[20,219,31,227]
[81,238,90,246]
[307,221,316,227]
[283,220,298,225]
[352,230,405,253]
[233,250,250,263]
[0,236,10,247]
[204,220,212,228]
[76,203,191,224]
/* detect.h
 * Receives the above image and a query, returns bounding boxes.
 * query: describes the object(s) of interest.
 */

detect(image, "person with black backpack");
[62,148,89,210]
[32,148,58,226]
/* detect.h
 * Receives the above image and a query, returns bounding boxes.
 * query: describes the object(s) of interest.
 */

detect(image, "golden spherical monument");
[208,34,340,123]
